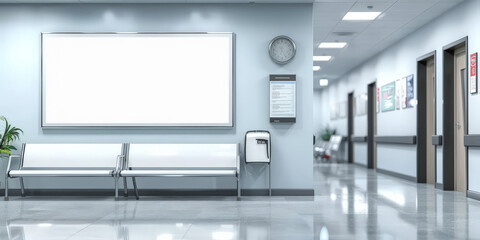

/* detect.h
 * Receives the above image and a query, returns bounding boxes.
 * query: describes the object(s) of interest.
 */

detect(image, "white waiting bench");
[120,143,241,200]
[4,143,125,200]
[4,143,241,200]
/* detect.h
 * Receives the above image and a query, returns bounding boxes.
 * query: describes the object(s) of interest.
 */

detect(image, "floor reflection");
[2,162,480,239]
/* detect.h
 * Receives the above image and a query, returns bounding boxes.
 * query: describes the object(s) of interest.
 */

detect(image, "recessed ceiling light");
[37,223,52,227]
[342,12,381,21]
[313,66,321,71]
[212,232,234,240]
[319,79,329,86]
[313,56,332,61]
[318,42,347,49]
[156,234,173,240]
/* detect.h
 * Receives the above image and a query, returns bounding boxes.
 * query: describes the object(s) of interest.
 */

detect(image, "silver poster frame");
[41,32,235,129]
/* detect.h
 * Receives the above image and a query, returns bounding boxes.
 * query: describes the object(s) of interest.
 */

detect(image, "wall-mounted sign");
[381,81,395,112]
[405,74,414,108]
[376,87,380,113]
[395,78,406,110]
[270,74,296,123]
[470,53,477,94]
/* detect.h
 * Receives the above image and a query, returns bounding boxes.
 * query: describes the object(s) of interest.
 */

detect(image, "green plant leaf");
[0,116,23,151]
[0,149,11,155]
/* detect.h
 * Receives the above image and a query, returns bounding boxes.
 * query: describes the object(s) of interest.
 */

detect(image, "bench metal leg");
[114,177,119,201]
[123,177,128,197]
[4,176,8,201]
[132,177,139,200]
[237,175,241,201]
[269,164,272,197]
[20,177,25,197]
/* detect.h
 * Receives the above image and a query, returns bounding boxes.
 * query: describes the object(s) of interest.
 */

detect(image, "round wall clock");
[268,35,296,65]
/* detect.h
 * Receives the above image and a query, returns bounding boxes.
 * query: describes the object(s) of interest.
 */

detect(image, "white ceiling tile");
[349,1,395,12]
[414,1,462,21]
[313,2,354,20]
[333,21,370,32]
[369,20,408,29]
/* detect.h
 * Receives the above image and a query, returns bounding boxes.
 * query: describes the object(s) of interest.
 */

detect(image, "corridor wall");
[0,3,314,193]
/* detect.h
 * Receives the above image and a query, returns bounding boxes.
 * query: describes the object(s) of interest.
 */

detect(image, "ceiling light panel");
[313,56,332,61]
[318,42,347,48]
[313,66,321,71]
[319,79,329,87]
[342,12,381,21]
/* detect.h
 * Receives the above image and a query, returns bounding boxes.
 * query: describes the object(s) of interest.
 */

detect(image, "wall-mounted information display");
[269,75,296,123]
[41,32,234,128]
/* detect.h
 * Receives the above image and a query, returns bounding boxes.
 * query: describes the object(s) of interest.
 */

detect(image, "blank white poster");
[42,33,234,127]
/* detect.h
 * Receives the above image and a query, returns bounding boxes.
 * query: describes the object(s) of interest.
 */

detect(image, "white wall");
[315,0,480,189]
[0,3,314,192]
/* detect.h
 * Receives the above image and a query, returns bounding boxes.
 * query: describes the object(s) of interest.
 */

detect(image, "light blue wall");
[315,0,480,187]
[0,4,314,191]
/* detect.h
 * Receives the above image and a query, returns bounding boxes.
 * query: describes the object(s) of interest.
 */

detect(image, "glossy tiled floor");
[2,162,480,239]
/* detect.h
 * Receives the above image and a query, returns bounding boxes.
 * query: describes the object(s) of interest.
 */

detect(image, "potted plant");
[0,116,23,156]
[319,125,336,142]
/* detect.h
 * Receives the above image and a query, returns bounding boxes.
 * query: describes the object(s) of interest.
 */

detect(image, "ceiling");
[313,0,465,89]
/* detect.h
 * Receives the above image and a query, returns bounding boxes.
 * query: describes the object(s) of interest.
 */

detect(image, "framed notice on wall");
[376,87,380,113]
[470,53,478,94]
[381,81,395,112]
[395,79,401,110]
[405,74,415,108]
[270,75,296,123]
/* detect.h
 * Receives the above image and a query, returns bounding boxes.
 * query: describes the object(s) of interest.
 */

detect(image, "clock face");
[269,36,296,64]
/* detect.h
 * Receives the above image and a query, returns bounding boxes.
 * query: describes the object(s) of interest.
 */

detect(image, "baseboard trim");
[435,183,443,190]
[0,188,314,197]
[467,190,480,201]
[376,168,416,182]
[353,162,367,167]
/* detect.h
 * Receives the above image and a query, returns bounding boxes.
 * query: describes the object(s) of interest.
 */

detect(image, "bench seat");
[4,143,124,200]
[120,169,236,177]
[9,170,114,177]
[120,143,241,200]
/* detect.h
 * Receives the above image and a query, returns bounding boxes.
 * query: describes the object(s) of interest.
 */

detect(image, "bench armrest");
[5,155,21,176]
[236,155,240,177]
[115,155,125,175]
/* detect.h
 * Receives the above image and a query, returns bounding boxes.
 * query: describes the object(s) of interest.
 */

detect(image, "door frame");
[367,81,377,169]
[348,91,354,163]
[416,51,437,184]
[442,37,468,191]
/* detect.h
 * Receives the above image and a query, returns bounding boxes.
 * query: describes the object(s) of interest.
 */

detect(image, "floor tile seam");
[64,202,128,239]
[180,221,194,239]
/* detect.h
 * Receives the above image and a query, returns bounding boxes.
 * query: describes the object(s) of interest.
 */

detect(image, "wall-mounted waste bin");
[245,130,271,195]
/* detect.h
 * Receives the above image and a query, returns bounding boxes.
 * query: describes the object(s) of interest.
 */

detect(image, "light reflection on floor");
[2,162,480,239]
